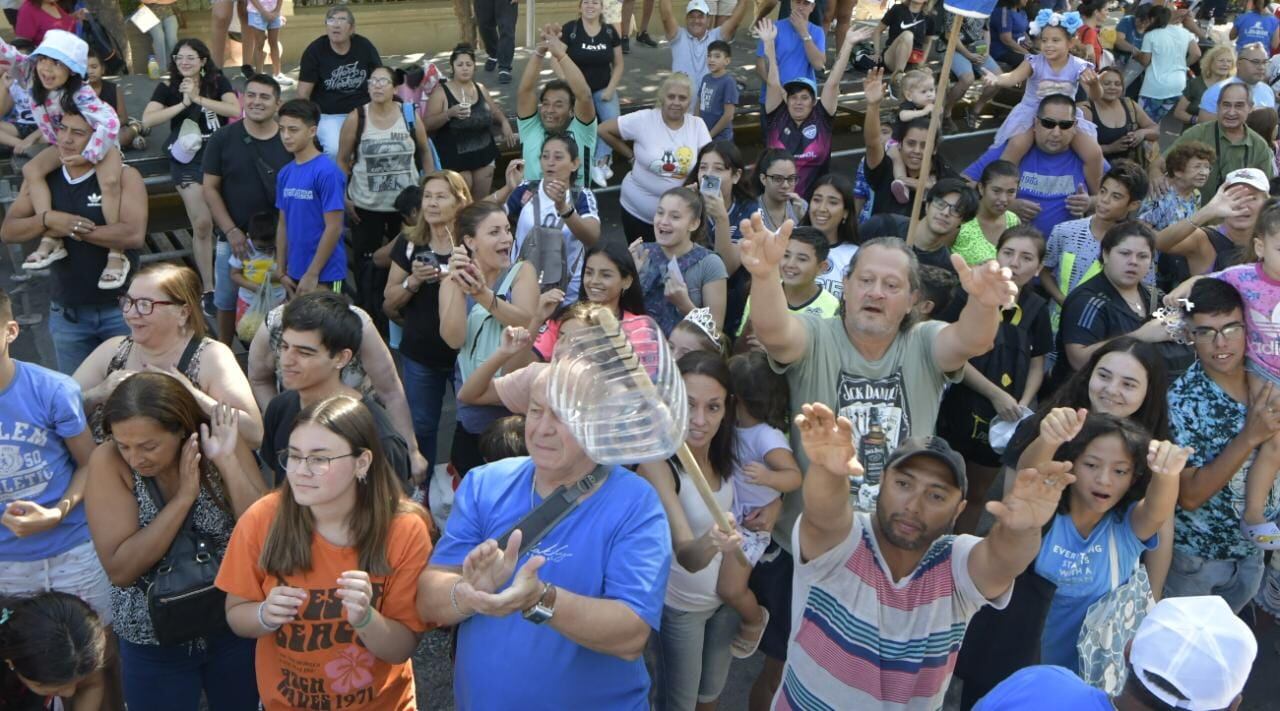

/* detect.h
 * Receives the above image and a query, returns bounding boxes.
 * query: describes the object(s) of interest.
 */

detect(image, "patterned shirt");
[774,512,1008,710]
[953,212,1018,265]
[1138,189,1200,231]
[0,37,119,162]
[1169,361,1280,560]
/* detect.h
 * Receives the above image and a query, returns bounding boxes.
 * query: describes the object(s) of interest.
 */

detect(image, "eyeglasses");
[368,77,392,87]
[1037,117,1076,130]
[1189,322,1246,343]
[118,296,178,316]
[277,450,357,475]
[325,16,351,25]
[930,197,963,216]
[764,174,799,186]
[1239,57,1267,66]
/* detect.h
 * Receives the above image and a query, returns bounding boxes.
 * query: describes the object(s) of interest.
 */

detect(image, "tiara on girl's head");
[1030,10,1082,36]
[682,307,722,349]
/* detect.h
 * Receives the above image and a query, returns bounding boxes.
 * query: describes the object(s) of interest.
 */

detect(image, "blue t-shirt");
[697,73,740,141]
[276,153,348,283]
[1034,503,1157,671]
[1115,15,1143,59]
[757,20,824,88]
[964,142,1105,236]
[1233,12,1278,50]
[990,6,1030,63]
[0,361,90,562]
[432,457,672,709]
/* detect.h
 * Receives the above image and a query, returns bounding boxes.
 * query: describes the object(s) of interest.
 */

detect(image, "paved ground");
[8,29,1279,711]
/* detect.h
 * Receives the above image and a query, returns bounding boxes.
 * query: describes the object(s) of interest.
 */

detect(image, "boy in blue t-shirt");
[0,287,107,625]
[697,40,739,141]
[275,98,347,296]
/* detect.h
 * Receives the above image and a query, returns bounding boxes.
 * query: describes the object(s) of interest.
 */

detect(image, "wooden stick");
[590,309,752,568]
[906,18,964,245]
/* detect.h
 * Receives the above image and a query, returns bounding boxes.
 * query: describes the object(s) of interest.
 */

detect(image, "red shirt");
[15,2,78,45]
[1076,25,1104,68]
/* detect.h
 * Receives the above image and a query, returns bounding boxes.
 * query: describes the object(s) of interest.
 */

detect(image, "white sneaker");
[590,163,609,188]
[274,73,296,87]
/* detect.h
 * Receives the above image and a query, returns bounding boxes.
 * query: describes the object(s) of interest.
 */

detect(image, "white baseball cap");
[1222,167,1270,194]
[168,119,203,164]
[1130,596,1257,711]
[686,0,710,14]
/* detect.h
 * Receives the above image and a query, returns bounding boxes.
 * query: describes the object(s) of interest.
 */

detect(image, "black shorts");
[14,123,36,139]
[748,542,794,661]
[170,157,204,189]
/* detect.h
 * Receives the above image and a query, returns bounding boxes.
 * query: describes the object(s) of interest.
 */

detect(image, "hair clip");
[1178,297,1195,312]
[0,608,10,625]
[682,307,722,349]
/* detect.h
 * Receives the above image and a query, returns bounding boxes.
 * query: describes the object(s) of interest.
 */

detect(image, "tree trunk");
[83,0,131,70]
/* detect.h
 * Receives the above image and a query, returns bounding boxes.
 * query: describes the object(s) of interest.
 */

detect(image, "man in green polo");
[1159,80,1275,204]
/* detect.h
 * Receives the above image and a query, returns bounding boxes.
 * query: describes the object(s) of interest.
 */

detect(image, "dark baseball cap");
[884,436,967,495]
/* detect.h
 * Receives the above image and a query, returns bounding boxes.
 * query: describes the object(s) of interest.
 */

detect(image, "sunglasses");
[1037,117,1076,130]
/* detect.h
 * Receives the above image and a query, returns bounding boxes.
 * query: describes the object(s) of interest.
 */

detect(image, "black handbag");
[141,473,229,646]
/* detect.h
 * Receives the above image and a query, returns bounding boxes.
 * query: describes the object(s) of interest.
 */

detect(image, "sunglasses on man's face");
[1037,117,1075,130]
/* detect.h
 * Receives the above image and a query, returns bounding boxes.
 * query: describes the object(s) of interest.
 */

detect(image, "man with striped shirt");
[775,405,1073,710]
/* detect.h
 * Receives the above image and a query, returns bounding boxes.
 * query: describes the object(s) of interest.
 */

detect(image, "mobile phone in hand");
[700,174,722,195]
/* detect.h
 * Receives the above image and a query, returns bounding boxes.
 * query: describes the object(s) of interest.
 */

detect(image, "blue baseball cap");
[783,77,818,97]
[974,666,1112,710]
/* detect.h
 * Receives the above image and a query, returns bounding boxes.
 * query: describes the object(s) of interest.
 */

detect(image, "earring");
[356,472,367,484]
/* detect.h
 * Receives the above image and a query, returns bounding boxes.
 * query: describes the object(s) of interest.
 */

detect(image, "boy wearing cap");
[777,403,1075,711]
[1116,596,1257,711]
[658,0,750,96]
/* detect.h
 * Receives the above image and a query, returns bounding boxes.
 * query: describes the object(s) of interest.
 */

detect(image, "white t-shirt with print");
[617,108,711,221]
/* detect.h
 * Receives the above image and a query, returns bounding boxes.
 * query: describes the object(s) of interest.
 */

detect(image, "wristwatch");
[402,277,419,294]
[522,582,557,624]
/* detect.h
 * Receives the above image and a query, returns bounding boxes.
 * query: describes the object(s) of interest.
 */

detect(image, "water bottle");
[147,55,160,80]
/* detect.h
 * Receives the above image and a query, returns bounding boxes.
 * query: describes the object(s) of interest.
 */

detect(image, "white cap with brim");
[169,119,203,164]
[31,29,88,78]
[686,0,711,14]
[1130,596,1257,711]
[1222,167,1270,194]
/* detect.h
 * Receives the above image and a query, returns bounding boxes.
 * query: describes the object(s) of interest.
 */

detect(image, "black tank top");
[47,167,140,307]
[1088,99,1139,161]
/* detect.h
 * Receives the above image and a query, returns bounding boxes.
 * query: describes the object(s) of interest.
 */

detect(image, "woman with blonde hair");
[74,262,263,447]
[1174,44,1236,126]
[217,395,432,711]
[383,168,473,477]
[598,71,711,242]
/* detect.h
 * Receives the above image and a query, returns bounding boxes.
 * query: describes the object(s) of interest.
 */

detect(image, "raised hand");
[176,433,202,503]
[499,326,533,357]
[952,255,1017,309]
[756,18,777,44]
[199,403,240,464]
[847,25,874,46]
[864,66,886,104]
[1040,407,1088,446]
[794,403,863,479]
[1147,440,1194,479]
[738,211,793,278]
[987,460,1076,532]
[505,159,525,191]
[535,289,566,323]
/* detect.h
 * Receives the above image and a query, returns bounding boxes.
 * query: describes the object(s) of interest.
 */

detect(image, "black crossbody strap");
[496,464,610,557]
[176,336,200,374]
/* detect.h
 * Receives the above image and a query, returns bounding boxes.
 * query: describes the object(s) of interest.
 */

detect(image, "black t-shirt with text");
[883,3,937,51]
[202,121,293,234]
[562,20,621,93]
[299,34,382,115]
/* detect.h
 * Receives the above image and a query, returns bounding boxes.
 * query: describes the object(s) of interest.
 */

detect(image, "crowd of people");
[1,0,1280,708]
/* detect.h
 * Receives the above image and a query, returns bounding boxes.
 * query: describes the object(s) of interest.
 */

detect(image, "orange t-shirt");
[216,493,433,711]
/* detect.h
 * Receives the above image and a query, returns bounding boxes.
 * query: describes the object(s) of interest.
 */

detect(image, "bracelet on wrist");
[257,602,282,631]
[40,211,47,229]
[450,579,472,619]
[351,607,374,629]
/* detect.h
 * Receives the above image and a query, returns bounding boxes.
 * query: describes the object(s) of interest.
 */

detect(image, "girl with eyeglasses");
[750,149,806,233]
[85,372,264,711]
[74,263,263,448]
[218,395,432,711]
[337,65,434,336]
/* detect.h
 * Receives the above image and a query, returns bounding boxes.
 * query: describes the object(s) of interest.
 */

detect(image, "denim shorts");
[1163,548,1264,614]
[213,238,237,312]
[952,52,1000,78]
[247,10,283,30]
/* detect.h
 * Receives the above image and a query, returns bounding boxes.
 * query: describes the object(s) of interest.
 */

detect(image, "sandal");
[730,609,770,660]
[98,250,131,291]
[23,237,67,270]
[1242,520,1280,550]
[891,179,911,204]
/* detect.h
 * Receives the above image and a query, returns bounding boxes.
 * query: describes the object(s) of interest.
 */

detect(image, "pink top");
[1214,262,1280,378]
[0,36,119,163]
[14,3,77,46]
[533,310,650,361]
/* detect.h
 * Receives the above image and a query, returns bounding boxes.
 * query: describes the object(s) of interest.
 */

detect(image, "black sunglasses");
[1037,117,1076,130]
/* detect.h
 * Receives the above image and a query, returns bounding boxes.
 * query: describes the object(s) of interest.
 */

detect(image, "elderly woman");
[598,72,710,243]
[74,263,263,448]
[1173,44,1235,127]
[84,372,263,711]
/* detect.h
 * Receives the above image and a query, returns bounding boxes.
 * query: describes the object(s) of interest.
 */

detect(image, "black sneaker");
[240,64,255,79]
[622,36,631,54]
[202,291,216,317]
[498,69,512,84]
[484,57,498,72]
[636,31,658,47]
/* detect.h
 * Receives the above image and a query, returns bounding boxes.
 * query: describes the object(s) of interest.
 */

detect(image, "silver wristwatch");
[522,582,557,624]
